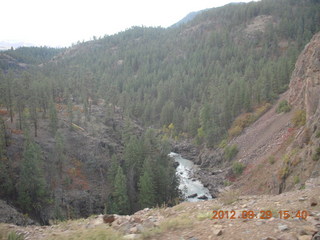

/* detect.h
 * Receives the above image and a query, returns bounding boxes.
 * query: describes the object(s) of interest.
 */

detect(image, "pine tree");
[110,166,130,214]
[0,116,6,159]
[138,159,155,208]
[0,116,14,198]
[17,137,48,214]
[54,132,65,177]
[49,100,58,136]
[67,96,74,129]
[107,155,119,187]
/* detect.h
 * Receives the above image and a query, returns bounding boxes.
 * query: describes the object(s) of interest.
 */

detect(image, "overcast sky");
[1,0,256,47]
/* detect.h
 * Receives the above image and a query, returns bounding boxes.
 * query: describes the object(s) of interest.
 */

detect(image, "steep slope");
[217,31,320,196]
[1,102,130,223]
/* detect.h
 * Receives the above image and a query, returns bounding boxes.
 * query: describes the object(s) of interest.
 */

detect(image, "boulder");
[197,195,208,200]
[187,193,198,198]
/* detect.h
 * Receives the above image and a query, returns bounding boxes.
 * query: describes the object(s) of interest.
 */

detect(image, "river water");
[169,152,212,202]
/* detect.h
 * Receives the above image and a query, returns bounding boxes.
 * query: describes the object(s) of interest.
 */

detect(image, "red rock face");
[289,32,320,122]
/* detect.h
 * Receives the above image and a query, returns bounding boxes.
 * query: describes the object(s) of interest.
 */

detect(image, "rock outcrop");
[289,32,320,121]
[0,200,35,226]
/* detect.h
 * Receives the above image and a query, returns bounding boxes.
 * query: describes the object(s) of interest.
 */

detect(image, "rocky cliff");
[289,32,320,120]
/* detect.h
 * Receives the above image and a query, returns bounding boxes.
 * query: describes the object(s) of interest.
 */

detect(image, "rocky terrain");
[1,176,320,240]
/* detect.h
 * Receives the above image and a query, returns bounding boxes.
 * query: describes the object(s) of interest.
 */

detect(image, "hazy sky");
[1,0,256,47]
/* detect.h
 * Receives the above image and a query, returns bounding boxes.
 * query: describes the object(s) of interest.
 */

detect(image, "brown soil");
[231,92,295,195]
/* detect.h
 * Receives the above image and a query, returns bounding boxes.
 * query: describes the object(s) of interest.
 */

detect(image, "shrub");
[292,110,306,127]
[7,232,24,240]
[316,131,320,138]
[224,144,239,161]
[228,125,243,138]
[228,103,271,139]
[276,100,291,113]
[223,180,232,186]
[312,147,320,161]
[278,154,291,180]
[232,161,245,175]
[302,128,311,145]
[219,139,228,149]
[294,176,300,184]
[268,156,275,164]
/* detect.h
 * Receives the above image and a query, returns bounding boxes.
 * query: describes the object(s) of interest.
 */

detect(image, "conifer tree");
[17,136,48,214]
[67,96,73,129]
[54,132,65,177]
[107,155,119,187]
[110,166,130,214]
[49,100,58,136]
[138,159,155,208]
[0,116,14,198]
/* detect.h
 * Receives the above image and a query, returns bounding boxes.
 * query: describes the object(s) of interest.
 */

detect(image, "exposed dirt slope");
[229,32,320,195]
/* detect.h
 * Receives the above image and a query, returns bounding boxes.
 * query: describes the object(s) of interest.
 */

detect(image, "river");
[169,152,212,202]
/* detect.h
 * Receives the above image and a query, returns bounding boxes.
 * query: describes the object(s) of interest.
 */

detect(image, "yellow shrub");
[292,110,306,127]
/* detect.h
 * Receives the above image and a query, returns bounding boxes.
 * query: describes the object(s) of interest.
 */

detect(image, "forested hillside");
[0,47,63,70]
[0,0,320,224]
[18,0,319,147]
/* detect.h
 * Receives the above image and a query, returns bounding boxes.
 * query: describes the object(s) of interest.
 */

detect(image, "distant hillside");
[0,41,34,51]
[171,10,203,28]
[0,46,63,70]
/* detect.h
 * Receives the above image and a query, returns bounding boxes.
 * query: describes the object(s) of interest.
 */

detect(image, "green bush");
[232,161,245,175]
[292,110,306,127]
[219,139,228,149]
[312,147,320,161]
[268,156,275,164]
[7,232,24,240]
[294,176,300,184]
[224,144,239,161]
[223,180,232,186]
[276,100,291,113]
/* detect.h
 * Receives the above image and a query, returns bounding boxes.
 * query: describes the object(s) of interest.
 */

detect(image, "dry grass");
[196,211,212,221]
[47,225,123,240]
[0,225,24,240]
[141,215,193,239]
[219,189,240,205]
[0,224,10,240]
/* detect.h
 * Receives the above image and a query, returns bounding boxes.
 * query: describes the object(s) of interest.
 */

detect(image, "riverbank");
[172,140,226,198]
[169,153,212,201]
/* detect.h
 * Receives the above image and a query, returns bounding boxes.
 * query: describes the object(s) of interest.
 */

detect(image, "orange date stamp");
[211,210,309,220]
